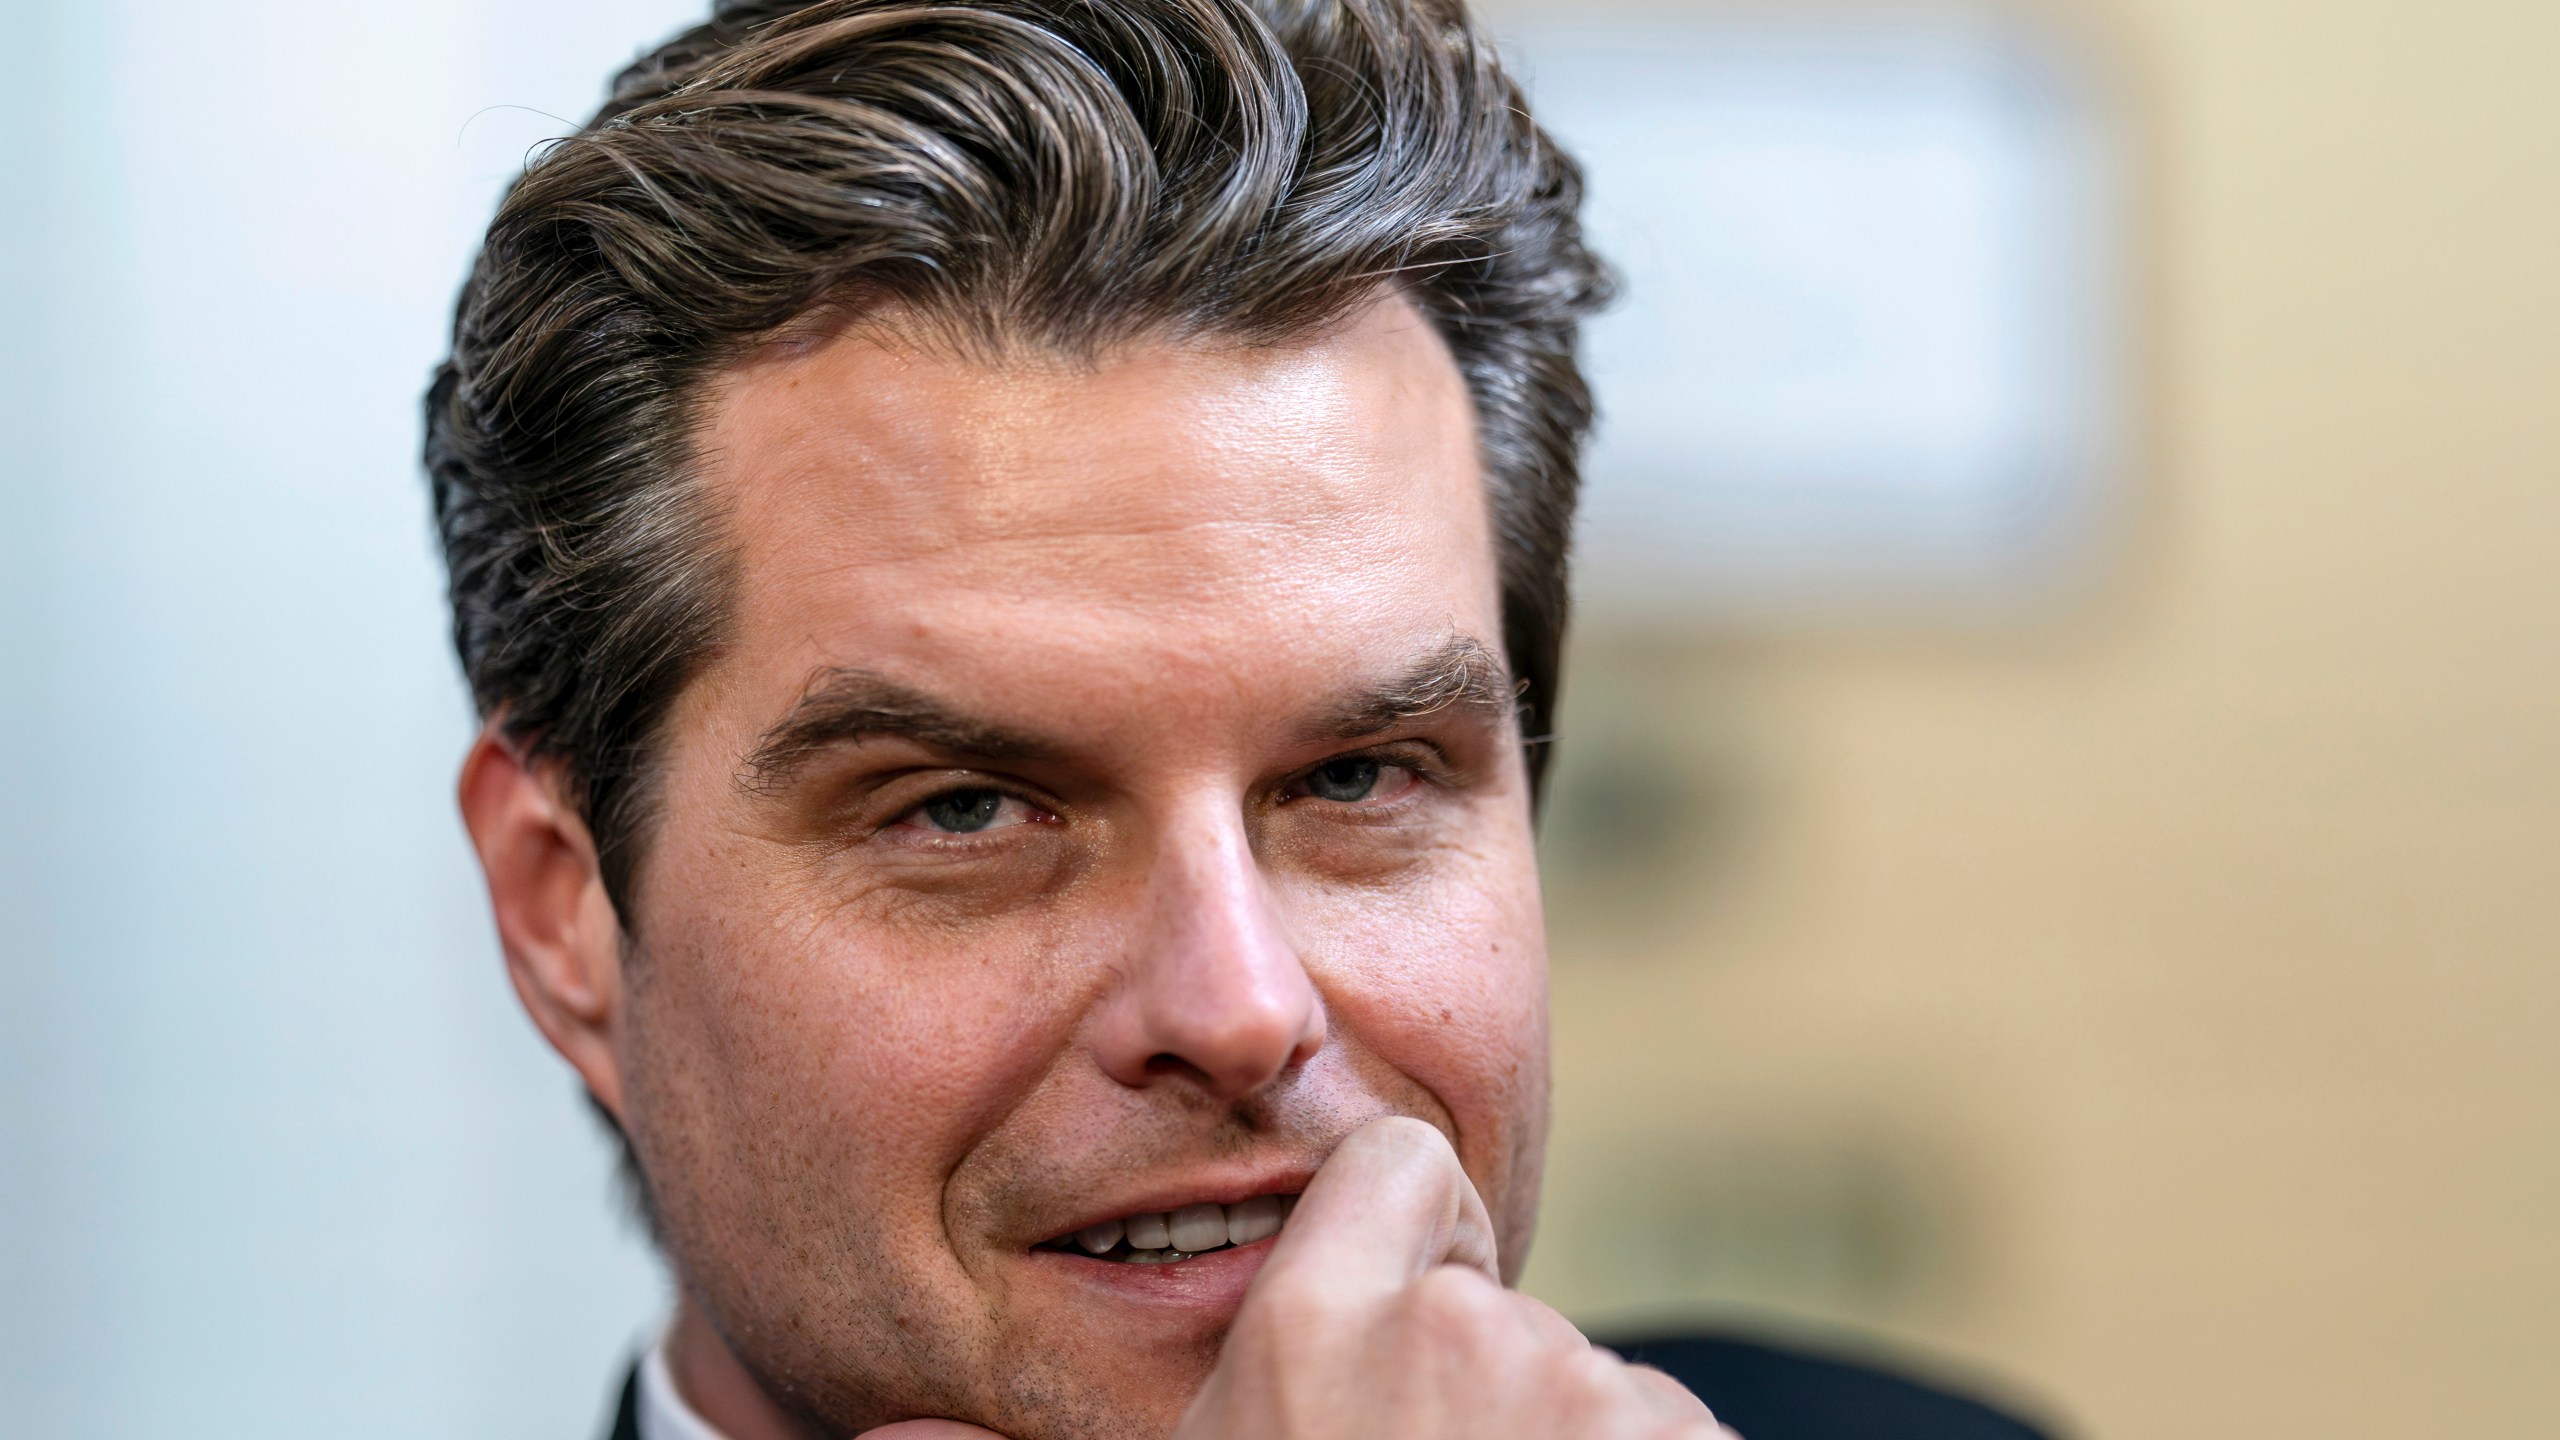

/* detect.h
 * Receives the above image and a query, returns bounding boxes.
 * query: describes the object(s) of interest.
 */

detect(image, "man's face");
[616,297,1549,1438]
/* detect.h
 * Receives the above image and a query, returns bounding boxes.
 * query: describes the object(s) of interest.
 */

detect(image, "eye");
[1291,755,1422,805]
[898,787,1041,835]
[1308,757,1382,802]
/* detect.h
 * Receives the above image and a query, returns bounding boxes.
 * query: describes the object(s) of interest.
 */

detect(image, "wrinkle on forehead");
[702,293,1484,578]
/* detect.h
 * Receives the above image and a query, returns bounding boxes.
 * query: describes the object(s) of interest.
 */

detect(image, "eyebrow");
[738,671,1060,796]
[737,633,1519,796]
[1304,632,1521,742]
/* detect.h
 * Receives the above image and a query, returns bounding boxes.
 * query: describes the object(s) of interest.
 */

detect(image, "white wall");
[1501,11,2121,620]
[2,3,708,1434]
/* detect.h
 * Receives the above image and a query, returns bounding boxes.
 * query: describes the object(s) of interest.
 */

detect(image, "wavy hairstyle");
[425,0,1609,909]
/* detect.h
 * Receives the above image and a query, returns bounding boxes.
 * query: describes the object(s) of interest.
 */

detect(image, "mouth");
[1035,1192,1299,1265]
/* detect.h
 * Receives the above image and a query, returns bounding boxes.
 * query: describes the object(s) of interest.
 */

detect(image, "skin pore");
[463,296,1555,1439]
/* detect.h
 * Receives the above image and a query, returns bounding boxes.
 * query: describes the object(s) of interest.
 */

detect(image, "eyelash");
[1279,744,1446,805]
[874,777,1058,841]
[866,742,1450,843]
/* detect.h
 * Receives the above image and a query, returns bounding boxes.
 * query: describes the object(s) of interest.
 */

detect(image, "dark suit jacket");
[602,1329,2059,1439]
[1603,1331,2060,1440]
[607,1369,640,1440]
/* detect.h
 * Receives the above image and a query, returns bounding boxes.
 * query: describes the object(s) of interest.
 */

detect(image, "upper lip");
[1027,1160,1322,1248]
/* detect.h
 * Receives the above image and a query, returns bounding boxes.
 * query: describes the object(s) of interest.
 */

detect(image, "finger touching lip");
[1255,1116,1498,1295]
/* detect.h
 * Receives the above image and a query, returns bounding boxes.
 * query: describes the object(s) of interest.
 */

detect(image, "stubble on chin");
[711,1254,1221,1440]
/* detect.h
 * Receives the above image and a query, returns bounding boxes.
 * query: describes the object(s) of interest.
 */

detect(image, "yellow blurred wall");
[1493,1,2560,1435]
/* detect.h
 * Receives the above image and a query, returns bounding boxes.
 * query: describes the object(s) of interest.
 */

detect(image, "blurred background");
[1,0,2551,1435]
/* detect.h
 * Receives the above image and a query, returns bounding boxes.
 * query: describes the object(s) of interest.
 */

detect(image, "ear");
[457,721,631,1118]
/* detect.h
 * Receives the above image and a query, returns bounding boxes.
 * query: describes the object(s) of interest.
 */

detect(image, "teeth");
[1124,1211,1171,1251]
[1168,1204,1228,1252]
[1060,1194,1297,1261]
[1226,1194,1282,1246]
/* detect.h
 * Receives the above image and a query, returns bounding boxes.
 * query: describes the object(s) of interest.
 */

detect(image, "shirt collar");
[637,1333,734,1440]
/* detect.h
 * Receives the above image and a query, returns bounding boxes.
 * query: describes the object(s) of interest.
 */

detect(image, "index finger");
[1252,1115,1499,1308]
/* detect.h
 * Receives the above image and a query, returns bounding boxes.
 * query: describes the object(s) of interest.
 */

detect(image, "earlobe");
[456,722,631,1117]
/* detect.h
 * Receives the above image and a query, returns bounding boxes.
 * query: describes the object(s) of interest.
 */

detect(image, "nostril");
[1139,1040,1305,1098]
[1141,1052,1211,1085]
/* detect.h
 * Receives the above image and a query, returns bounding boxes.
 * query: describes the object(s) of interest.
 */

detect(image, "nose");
[1089,806,1325,1101]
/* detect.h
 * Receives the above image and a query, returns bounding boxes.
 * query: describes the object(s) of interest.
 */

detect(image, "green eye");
[1306,757,1382,803]
[920,789,1007,833]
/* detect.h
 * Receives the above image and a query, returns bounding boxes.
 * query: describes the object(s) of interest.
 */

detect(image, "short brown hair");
[425,0,1608,907]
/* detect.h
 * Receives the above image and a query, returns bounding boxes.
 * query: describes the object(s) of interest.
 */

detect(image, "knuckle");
[1410,1262,1498,1315]
[1402,1264,1505,1346]
[1573,1346,1625,1385]
[1564,1345,1633,1405]
[1582,1353,1723,1439]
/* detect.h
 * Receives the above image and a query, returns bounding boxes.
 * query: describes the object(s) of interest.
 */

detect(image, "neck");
[663,1294,823,1440]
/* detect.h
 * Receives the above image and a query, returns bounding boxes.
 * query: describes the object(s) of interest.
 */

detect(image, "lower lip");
[1026,1235,1280,1314]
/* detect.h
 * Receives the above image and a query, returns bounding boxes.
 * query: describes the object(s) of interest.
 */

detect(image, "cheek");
[624,836,1079,1245]
[1288,832,1550,1173]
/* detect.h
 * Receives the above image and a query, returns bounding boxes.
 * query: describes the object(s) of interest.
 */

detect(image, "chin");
[972,1343,1212,1440]
[956,1244,1271,1438]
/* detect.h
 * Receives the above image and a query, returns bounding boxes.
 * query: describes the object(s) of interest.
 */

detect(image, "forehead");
[695,298,1496,725]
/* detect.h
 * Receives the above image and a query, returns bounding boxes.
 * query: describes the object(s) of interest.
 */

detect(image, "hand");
[860,1117,1734,1440]
[1174,1116,1733,1440]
